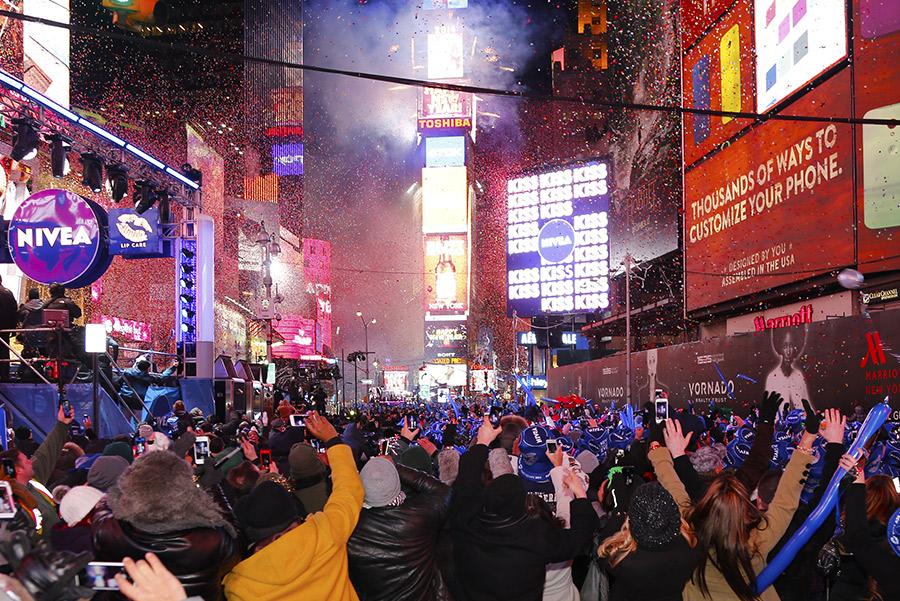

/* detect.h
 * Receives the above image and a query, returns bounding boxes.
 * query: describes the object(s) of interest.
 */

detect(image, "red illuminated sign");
[753,304,812,332]
[418,117,472,131]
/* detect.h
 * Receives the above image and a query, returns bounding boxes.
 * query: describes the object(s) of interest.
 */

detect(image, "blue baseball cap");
[518,425,553,484]
[725,438,751,469]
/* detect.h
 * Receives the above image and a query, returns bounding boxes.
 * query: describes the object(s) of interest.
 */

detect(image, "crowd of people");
[0,389,897,601]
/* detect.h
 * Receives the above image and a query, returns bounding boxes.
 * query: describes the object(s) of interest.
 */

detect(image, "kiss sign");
[7,189,112,287]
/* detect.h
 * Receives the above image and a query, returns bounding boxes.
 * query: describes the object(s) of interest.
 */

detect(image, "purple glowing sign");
[272,142,304,176]
[7,188,111,286]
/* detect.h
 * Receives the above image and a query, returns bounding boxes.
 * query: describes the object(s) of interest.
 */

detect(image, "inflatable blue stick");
[755,400,891,594]
[713,361,735,400]
[515,375,538,406]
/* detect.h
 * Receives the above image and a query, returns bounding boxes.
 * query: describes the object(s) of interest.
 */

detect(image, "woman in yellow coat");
[223,411,364,601]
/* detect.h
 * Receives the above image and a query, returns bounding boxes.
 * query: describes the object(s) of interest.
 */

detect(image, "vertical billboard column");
[176,215,215,378]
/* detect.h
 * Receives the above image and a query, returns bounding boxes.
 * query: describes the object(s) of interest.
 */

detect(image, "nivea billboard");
[6,189,112,287]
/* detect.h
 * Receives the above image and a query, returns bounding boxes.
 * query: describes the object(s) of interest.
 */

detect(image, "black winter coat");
[92,505,239,601]
[450,444,596,601]
[348,465,452,601]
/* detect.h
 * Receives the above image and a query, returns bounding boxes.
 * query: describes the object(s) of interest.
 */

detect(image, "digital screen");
[272,315,317,358]
[506,160,611,317]
[419,88,472,120]
[272,142,304,176]
[422,167,468,233]
[383,369,409,392]
[424,234,468,319]
[424,322,468,358]
[754,0,848,112]
[425,136,466,168]
[427,31,464,80]
[419,363,467,389]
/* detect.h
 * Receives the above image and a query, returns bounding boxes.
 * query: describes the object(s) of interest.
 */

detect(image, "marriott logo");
[754,304,813,332]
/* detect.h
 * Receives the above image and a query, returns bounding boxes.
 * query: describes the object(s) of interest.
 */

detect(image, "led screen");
[425,136,466,168]
[506,160,611,317]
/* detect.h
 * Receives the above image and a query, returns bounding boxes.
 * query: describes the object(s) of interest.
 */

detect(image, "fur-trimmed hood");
[107,450,235,536]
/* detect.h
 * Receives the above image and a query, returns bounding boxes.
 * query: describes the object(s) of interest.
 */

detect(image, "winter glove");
[802,398,822,435]
[759,391,782,425]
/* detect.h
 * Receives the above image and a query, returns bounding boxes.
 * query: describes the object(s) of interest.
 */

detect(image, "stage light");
[157,189,171,223]
[181,308,195,319]
[179,293,194,305]
[105,164,129,202]
[49,134,71,177]
[11,118,39,161]
[80,153,104,192]
[180,246,195,260]
[133,180,158,214]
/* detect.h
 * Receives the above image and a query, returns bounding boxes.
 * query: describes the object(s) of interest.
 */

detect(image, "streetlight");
[257,225,283,365]
[356,311,376,399]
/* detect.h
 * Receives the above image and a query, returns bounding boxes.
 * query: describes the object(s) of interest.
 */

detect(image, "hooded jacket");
[222,443,364,601]
[92,451,238,600]
[348,465,452,601]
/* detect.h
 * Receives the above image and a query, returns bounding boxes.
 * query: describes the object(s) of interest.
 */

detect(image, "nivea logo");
[8,189,109,286]
[15,226,93,248]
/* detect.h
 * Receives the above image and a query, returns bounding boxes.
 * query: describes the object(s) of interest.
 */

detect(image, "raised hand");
[115,553,187,601]
[475,415,502,446]
[305,411,338,442]
[759,390,782,424]
[801,399,822,435]
[662,418,693,458]
[819,408,846,444]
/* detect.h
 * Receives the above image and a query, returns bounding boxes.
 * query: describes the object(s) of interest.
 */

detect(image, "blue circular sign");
[538,218,576,263]
[8,188,111,286]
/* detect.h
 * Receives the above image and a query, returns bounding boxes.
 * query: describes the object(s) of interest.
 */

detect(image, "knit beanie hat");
[438,449,459,485]
[235,481,300,542]
[488,448,514,478]
[575,450,600,475]
[398,445,433,474]
[103,441,134,464]
[627,482,682,550]
[87,455,130,492]
[359,457,405,508]
[289,443,326,481]
[59,485,104,526]
[482,474,526,522]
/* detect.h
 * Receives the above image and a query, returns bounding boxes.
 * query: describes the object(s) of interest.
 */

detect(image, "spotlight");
[105,164,129,202]
[179,293,194,304]
[180,322,195,333]
[180,246,195,260]
[80,153,104,193]
[49,134,71,178]
[179,277,193,289]
[11,118,40,161]
[181,308,195,319]
[157,189,171,223]
[133,180,158,214]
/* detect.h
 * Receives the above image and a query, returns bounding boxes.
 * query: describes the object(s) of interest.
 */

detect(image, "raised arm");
[31,406,72,484]
[754,434,815,555]
[736,391,781,491]
[450,417,500,528]
[307,412,363,542]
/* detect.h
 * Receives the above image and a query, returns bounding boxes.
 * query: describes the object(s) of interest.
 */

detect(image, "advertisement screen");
[684,71,854,311]
[424,234,469,319]
[424,322,468,358]
[425,136,466,168]
[548,312,900,418]
[423,0,468,8]
[680,0,740,50]
[755,0,848,112]
[272,315,317,359]
[427,31,464,80]
[420,363,467,389]
[272,142,304,176]
[422,167,468,234]
[383,369,409,393]
[272,87,304,127]
[854,0,900,273]
[683,1,755,167]
[419,88,473,120]
[506,160,611,317]
[108,208,163,257]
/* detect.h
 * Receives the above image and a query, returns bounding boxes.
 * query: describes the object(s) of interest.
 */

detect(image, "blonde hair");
[598,515,697,568]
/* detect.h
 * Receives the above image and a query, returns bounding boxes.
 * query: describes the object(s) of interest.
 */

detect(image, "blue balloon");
[755,402,891,594]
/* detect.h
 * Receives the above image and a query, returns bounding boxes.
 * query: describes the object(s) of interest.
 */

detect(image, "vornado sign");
[6,189,112,286]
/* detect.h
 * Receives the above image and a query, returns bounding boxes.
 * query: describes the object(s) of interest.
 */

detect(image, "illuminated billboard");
[384,369,409,393]
[423,0,468,8]
[506,160,611,317]
[273,142,304,176]
[422,166,468,234]
[425,322,468,358]
[273,315,317,359]
[425,136,466,168]
[272,87,304,127]
[424,234,469,319]
[427,31,464,80]
[419,88,472,120]
[754,0,848,112]
[419,363,467,390]
[685,71,854,311]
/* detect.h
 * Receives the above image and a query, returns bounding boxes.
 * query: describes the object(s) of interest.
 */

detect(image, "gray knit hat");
[359,457,404,508]
[627,482,682,550]
[690,444,725,474]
